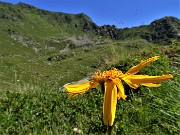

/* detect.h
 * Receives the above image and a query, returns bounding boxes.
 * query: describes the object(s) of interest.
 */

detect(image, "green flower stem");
[108,125,113,135]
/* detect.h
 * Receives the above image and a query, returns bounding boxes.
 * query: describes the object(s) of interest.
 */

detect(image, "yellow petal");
[112,78,127,100]
[141,83,161,87]
[103,80,117,126]
[90,80,99,88]
[125,74,173,84]
[122,77,139,89]
[125,56,158,75]
[65,81,99,97]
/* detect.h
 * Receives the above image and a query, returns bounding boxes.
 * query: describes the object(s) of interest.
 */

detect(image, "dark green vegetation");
[0,2,180,135]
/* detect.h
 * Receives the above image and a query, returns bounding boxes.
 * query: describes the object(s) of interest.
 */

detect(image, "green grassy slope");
[0,2,104,90]
[1,38,180,134]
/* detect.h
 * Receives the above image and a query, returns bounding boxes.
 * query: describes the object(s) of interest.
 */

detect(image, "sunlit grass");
[0,41,179,134]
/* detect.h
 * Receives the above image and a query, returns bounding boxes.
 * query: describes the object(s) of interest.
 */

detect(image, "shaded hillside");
[0,2,94,28]
[142,16,180,44]
[0,1,101,50]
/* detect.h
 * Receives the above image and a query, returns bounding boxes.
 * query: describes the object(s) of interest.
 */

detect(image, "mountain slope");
[1,2,180,47]
[142,16,180,44]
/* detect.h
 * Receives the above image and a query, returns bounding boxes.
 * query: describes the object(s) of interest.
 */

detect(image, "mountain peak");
[15,2,37,10]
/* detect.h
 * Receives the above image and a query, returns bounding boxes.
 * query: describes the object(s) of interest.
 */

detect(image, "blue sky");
[2,0,180,28]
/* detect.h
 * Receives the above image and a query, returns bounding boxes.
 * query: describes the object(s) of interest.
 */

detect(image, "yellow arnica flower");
[64,56,173,126]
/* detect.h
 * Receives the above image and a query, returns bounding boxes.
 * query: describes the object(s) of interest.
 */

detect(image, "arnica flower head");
[64,56,173,126]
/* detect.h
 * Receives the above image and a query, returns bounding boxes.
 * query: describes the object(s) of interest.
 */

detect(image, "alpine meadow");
[0,2,180,135]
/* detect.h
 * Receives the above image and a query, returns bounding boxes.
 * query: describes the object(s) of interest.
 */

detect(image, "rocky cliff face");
[82,22,118,39]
